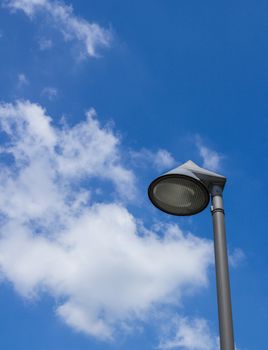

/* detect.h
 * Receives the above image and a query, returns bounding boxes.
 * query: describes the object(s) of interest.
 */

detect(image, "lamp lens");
[151,176,209,215]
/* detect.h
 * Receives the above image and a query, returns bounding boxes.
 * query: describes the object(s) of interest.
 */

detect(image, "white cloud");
[41,86,58,100]
[229,248,245,268]
[159,316,219,350]
[38,37,53,50]
[0,101,135,204]
[196,139,222,172]
[131,148,176,171]
[154,149,176,170]
[17,73,29,86]
[0,101,213,340]
[5,0,111,57]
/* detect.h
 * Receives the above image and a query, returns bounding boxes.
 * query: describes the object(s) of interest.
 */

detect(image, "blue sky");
[0,1,267,349]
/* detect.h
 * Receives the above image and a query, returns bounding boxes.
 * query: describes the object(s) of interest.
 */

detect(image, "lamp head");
[148,160,226,216]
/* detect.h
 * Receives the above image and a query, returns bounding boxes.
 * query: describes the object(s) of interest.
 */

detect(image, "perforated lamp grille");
[148,175,209,216]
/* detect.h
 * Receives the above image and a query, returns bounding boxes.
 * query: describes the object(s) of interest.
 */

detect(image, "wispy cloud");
[41,86,58,100]
[38,37,53,50]
[17,73,29,87]
[131,148,176,171]
[159,316,219,350]
[196,138,223,172]
[229,248,245,268]
[4,0,112,58]
[0,100,213,340]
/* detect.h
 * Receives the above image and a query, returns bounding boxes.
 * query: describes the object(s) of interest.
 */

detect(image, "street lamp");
[148,160,235,350]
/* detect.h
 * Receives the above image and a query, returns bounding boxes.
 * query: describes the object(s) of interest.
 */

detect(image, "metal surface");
[211,188,235,350]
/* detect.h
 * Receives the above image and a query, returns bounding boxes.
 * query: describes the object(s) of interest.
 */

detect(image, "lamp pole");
[148,160,235,350]
[211,186,235,350]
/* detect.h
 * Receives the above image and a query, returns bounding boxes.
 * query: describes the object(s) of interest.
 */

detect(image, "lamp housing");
[148,160,226,216]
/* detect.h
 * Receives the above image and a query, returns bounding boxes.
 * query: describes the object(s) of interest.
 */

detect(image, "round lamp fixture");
[147,161,235,350]
[148,173,210,216]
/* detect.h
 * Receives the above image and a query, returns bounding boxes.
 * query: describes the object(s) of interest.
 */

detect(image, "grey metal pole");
[211,186,235,350]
